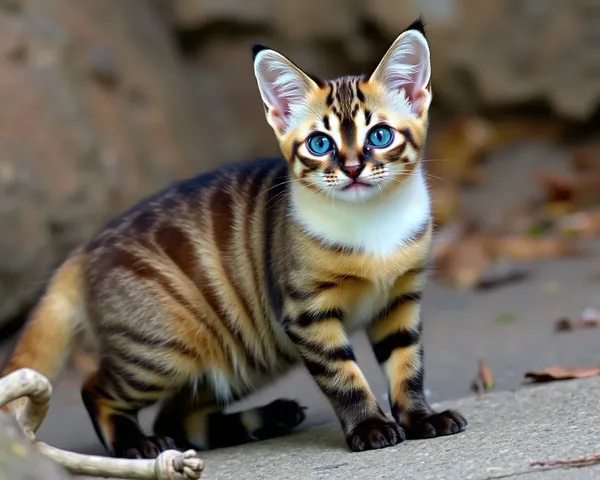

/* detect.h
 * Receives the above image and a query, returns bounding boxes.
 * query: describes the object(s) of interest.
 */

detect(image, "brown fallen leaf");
[471,359,494,399]
[537,171,600,207]
[570,143,600,173]
[554,308,600,332]
[524,365,600,383]
[436,234,491,290]
[531,452,600,468]
[489,235,583,261]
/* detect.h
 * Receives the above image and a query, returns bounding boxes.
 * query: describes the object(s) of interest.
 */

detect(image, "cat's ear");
[369,18,432,117]
[253,45,319,134]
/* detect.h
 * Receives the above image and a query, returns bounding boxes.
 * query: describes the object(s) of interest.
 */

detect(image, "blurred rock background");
[1,0,600,334]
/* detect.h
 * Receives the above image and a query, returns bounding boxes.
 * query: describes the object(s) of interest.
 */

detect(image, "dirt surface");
[2,141,600,458]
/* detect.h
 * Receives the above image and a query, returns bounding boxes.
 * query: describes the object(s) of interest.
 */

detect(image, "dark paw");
[346,417,405,452]
[255,398,307,439]
[404,410,467,439]
[115,435,177,459]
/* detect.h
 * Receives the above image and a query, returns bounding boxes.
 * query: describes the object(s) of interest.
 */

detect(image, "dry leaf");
[537,171,600,207]
[437,234,491,290]
[524,365,600,383]
[554,308,600,332]
[570,143,600,173]
[489,235,582,261]
[471,359,494,399]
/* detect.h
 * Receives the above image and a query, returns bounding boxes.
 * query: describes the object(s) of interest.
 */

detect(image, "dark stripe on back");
[210,178,266,368]
[244,168,295,364]
[194,257,263,372]
[154,223,197,282]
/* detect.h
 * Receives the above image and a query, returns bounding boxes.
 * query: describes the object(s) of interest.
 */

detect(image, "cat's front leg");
[283,296,404,452]
[367,268,468,439]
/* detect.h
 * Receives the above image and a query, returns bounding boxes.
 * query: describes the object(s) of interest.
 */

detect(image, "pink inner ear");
[267,102,291,132]
[411,87,429,104]
[263,75,298,131]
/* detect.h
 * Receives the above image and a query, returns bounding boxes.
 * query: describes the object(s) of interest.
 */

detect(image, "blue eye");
[307,134,332,156]
[367,126,394,148]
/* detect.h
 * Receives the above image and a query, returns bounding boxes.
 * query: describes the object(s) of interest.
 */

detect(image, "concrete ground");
[2,140,600,478]
[199,377,600,480]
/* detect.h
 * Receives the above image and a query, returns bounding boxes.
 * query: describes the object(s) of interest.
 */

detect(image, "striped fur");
[1,17,466,458]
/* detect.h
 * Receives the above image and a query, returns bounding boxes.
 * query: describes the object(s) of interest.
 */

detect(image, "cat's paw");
[346,417,405,452]
[404,409,467,439]
[254,398,307,439]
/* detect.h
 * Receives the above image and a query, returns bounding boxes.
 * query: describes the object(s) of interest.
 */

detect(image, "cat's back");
[86,157,287,248]
[80,157,289,287]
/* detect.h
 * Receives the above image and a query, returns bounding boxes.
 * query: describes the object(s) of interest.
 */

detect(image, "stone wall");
[1,0,598,329]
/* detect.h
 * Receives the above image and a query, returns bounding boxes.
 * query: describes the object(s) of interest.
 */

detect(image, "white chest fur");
[291,169,431,330]
[290,168,431,257]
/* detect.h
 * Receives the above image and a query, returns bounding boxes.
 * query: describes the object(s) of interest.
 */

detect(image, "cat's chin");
[329,183,383,203]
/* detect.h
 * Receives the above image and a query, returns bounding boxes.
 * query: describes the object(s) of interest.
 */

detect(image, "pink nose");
[343,164,363,179]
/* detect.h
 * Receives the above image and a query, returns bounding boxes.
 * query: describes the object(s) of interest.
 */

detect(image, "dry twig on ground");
[0,368,203,479]
[531,452,600,468]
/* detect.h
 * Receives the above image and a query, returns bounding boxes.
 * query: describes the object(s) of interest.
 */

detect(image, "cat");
[1,17,466,458]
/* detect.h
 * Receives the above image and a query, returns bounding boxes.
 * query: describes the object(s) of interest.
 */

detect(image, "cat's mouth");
[341,179,373,190]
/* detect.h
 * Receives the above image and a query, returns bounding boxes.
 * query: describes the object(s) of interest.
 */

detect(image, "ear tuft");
[404,15,427,38]
[252,44,269,60]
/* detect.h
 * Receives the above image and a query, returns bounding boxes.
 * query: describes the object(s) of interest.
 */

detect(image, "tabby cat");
[1,18,467,458]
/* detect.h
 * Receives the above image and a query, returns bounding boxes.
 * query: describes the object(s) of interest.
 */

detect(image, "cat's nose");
[341,163,364,179]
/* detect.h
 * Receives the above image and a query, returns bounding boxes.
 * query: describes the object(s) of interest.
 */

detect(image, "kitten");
[1,17,466,458]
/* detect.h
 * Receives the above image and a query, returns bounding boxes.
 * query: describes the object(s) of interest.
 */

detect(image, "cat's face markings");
[253,24,431,203]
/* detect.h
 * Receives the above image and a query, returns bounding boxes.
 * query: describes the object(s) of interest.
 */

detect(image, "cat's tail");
[1,253,86,411]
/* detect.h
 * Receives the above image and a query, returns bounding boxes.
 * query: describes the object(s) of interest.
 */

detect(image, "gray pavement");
[198,377,600,480]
